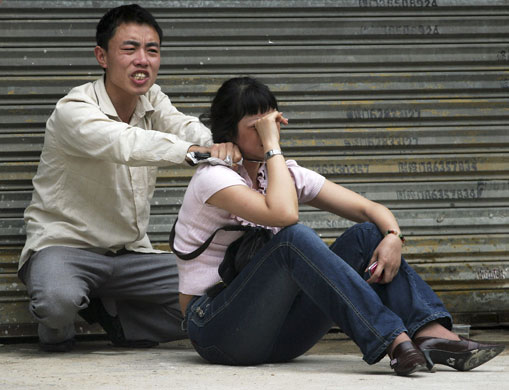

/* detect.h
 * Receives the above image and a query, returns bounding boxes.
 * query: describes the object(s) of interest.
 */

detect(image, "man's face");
[95,22,161,102]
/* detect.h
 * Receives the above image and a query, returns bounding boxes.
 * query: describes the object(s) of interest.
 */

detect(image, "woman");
[172,77,504,375]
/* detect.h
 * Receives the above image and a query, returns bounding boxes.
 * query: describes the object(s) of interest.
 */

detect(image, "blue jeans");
[185,223,452,365]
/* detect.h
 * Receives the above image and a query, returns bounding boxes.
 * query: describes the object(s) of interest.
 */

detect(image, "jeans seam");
[369,327,406,364]
[401,263,452,337]
[189,225,404,364]
[193,238,387,345]
[279,240,387,346]
[190,245,280,326]
[193,225,375,327]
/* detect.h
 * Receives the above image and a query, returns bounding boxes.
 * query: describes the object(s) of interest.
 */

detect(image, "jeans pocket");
[186,295,210,326]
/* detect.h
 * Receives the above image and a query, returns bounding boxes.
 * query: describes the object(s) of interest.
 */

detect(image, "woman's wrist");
[263,140,280,152]
[385,229,405,244]
[264,149,283,161]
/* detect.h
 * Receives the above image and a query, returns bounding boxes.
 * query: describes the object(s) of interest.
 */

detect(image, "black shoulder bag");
[169,219,273,297]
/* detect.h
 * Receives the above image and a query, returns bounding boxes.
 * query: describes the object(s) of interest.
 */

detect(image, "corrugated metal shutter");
[1,0,508,337]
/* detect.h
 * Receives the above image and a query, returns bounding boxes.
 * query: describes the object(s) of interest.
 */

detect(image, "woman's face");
[235,110,278,161]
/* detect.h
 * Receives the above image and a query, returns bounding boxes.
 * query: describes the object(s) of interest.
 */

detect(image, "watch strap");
[264,149,283,160]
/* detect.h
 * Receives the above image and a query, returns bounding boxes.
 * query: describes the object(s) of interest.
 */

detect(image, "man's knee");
[30,286,87,328]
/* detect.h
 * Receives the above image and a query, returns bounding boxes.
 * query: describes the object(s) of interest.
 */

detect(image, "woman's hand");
[305,180,404,285]
[206,109,297,227]
[365,233,402,284]
[254,111,288,150]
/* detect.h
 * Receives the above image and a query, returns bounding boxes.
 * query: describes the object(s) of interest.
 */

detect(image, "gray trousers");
[20,246,186,344]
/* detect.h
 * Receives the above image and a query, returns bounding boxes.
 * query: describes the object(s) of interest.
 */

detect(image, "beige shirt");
[19,76,212,270]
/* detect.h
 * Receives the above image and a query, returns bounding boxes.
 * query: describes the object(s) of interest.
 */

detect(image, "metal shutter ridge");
[0,0,508,337]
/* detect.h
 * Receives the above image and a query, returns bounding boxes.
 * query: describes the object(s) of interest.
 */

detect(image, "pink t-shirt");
[174,160,325,295]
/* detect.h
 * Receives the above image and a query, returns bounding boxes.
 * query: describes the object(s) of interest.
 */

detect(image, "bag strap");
[168,218,252,261]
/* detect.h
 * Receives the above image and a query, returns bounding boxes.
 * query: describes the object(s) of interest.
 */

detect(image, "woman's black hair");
[96,4,163,50]
[202,77,279,143]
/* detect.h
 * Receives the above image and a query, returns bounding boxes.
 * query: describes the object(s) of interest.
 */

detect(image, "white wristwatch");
[264,149,283,161]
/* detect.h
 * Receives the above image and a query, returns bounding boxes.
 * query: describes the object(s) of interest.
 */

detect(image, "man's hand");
[187,143,242,166]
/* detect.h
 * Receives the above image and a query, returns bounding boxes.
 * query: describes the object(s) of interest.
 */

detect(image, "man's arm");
[145,84,242,164]
[51,86,209,166]
[148,84,213,149]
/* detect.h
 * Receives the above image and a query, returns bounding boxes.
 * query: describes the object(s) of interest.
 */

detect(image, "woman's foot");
[414,320,460,341]
[414,336,505,371]
[388,334,427,376]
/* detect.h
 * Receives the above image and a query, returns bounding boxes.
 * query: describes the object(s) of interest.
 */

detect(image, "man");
[18,4,239,352]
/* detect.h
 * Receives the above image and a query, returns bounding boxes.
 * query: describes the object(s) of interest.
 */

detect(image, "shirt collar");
[94,75,155,123]
[237,163,267,193]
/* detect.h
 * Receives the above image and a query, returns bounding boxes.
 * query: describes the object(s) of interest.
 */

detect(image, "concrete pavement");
[1,328,508,390]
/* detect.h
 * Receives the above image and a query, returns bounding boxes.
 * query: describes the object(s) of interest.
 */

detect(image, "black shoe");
[389,340,428,376]
[79,298,158,349]
[40,338,75,352]
[414,336,505,371]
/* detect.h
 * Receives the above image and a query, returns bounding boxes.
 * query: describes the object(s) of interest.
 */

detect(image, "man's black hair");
[96,4,163,50]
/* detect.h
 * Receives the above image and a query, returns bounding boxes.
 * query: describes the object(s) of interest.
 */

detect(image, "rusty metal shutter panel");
[0,0,508,337]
